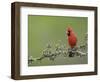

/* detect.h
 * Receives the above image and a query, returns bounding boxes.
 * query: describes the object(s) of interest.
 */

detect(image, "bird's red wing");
[68,33,77,48]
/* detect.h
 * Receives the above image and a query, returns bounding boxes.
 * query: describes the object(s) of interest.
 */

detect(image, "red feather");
[66,27,77,48]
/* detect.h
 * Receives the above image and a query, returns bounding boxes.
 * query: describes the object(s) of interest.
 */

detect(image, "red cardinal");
[66,27,77,48]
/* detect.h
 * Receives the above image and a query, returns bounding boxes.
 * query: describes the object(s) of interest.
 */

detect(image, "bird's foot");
[68,47,77,57]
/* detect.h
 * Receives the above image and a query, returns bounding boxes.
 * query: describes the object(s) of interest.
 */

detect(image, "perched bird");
[66,27,77,48]
[66,26,77,57]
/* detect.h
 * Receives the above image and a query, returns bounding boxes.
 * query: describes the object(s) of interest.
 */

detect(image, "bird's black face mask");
[67,31,70,36]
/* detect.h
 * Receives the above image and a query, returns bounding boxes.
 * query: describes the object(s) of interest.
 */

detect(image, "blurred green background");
[28,15,88,66]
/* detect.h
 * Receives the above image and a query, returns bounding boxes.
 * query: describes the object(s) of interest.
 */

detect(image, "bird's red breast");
[66,27,77,48]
